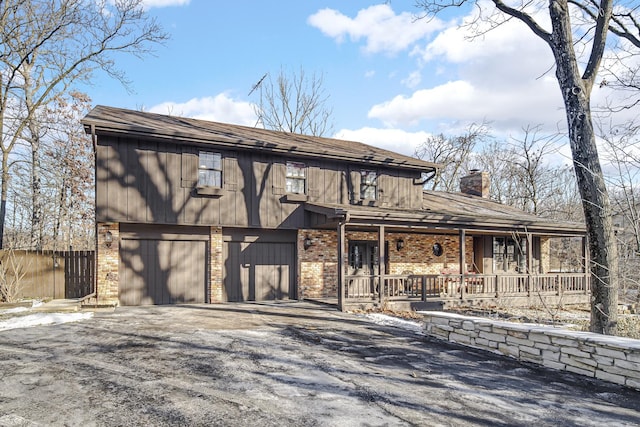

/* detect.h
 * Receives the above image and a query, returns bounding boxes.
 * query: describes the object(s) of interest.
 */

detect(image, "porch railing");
[344,273,590,303]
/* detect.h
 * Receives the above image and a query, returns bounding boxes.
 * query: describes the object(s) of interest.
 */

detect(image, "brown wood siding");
[119,226,208,305]
[222,229,296,302]
[96,136,423,227]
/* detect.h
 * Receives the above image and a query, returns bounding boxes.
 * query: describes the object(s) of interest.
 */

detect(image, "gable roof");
[305,190,585,235]
[82,105,440,172]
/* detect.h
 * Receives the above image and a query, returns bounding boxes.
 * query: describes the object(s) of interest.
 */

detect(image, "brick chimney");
[460,169,490,198]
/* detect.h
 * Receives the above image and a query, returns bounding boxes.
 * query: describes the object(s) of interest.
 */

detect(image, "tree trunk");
[0,150,9,249]
[29,120,43,251]
[567,94,619,334]
[549,0,618,334]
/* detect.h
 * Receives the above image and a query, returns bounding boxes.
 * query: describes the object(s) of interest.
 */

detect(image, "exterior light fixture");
[304,236,313,250]
[104,230,113,248]
[396,238,405,251]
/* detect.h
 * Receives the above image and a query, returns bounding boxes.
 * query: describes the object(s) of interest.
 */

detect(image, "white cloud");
[334,127,433,157]
[368,77,565,132]
[149,94,258,126]
[142,0,190,8]
[401,71,422,89]
[365,70,376,78]
[308,4,444,54]
[367,7,568,134]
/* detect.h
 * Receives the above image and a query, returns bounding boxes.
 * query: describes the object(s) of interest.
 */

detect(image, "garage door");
[223,231,296,302]
[119,225,208,306]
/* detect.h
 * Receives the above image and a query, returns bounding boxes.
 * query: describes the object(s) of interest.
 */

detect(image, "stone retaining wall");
[422,312,640,390]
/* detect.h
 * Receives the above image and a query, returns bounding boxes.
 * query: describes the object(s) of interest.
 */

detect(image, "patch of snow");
[31,299,44,308]
[0,306,29,315]
[0,312,93,331]
[364,313,424,334]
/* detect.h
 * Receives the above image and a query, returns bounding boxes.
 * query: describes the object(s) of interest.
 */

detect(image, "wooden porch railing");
[344,273,590,303]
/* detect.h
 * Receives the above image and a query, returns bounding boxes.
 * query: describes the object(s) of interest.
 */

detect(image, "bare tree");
[43,92,94,251]
[599,120,640,306]
[417,0,640,334]
[0,0,168,249]
[252,67,334,136]
[415,122,489,191]
[505,126,564,215]
[474,131,582,220]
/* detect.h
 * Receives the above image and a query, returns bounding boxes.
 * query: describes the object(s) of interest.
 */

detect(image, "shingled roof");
[304,190,585,234]
[82,105,440,172]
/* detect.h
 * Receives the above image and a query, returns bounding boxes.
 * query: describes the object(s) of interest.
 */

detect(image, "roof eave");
[82,118,439,172]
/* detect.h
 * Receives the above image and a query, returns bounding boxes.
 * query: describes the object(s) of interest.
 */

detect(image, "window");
[360,170,377,200]
[493,236,527,272]
[286,161,306,194]
[198,151,222,187]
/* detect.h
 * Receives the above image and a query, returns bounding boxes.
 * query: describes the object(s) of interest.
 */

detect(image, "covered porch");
[301,193,589,311]
[344,271,590,311]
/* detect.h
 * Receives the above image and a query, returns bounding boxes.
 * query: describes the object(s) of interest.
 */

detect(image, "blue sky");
[82,0,634,161]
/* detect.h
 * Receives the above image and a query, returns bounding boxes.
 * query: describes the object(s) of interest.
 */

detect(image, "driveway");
[1,302,640,426]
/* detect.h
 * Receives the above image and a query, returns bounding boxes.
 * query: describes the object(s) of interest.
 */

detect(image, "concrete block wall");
[423,312,640,390]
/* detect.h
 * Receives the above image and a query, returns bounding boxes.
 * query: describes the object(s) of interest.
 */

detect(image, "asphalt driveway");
[1,301,640,426]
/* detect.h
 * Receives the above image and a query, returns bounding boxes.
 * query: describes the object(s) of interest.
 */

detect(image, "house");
[82,106,589,309]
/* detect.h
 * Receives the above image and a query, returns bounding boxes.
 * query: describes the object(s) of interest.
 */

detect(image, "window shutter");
[308,162,320,199]
[350,169,361,202]
[377,173,387,205]
[223,152,238,192]
[272,161,285,195]
[181,146,197,188]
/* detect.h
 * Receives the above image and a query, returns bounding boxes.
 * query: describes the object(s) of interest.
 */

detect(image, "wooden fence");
[0,250,95,301]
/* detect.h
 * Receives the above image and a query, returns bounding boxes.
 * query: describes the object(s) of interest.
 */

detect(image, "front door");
[348,241,378,276]
[347,241,379,298]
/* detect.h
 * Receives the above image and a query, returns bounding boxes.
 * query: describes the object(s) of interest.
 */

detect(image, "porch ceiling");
[305,193,586,236]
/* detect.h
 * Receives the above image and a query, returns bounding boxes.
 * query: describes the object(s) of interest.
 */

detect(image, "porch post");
[337,221,346,311]
[527,234,533,274]
[527,233,533,296]
[378,225,385,304]
[583,235,590,294]
[459,229,466,299]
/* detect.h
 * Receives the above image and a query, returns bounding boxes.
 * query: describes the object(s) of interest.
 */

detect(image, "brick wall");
[298,230,338,299]
[96,222,119,305]
[423,312,640,390]
[386,232,473,275]
[297,229,473,299]
[210,227,223,303]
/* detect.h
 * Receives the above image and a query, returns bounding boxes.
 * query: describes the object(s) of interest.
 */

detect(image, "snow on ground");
[0,310,93,331]
[364,313,424,334]
[0,306,30,315]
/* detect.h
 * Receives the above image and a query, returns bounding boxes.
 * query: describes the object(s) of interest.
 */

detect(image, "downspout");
[90,124,99,305]
[414,167,437,186]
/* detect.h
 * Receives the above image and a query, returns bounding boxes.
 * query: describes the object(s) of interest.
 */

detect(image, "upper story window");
[198,151,222,187]
[360,170,377,200]
[286,161,306,194]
